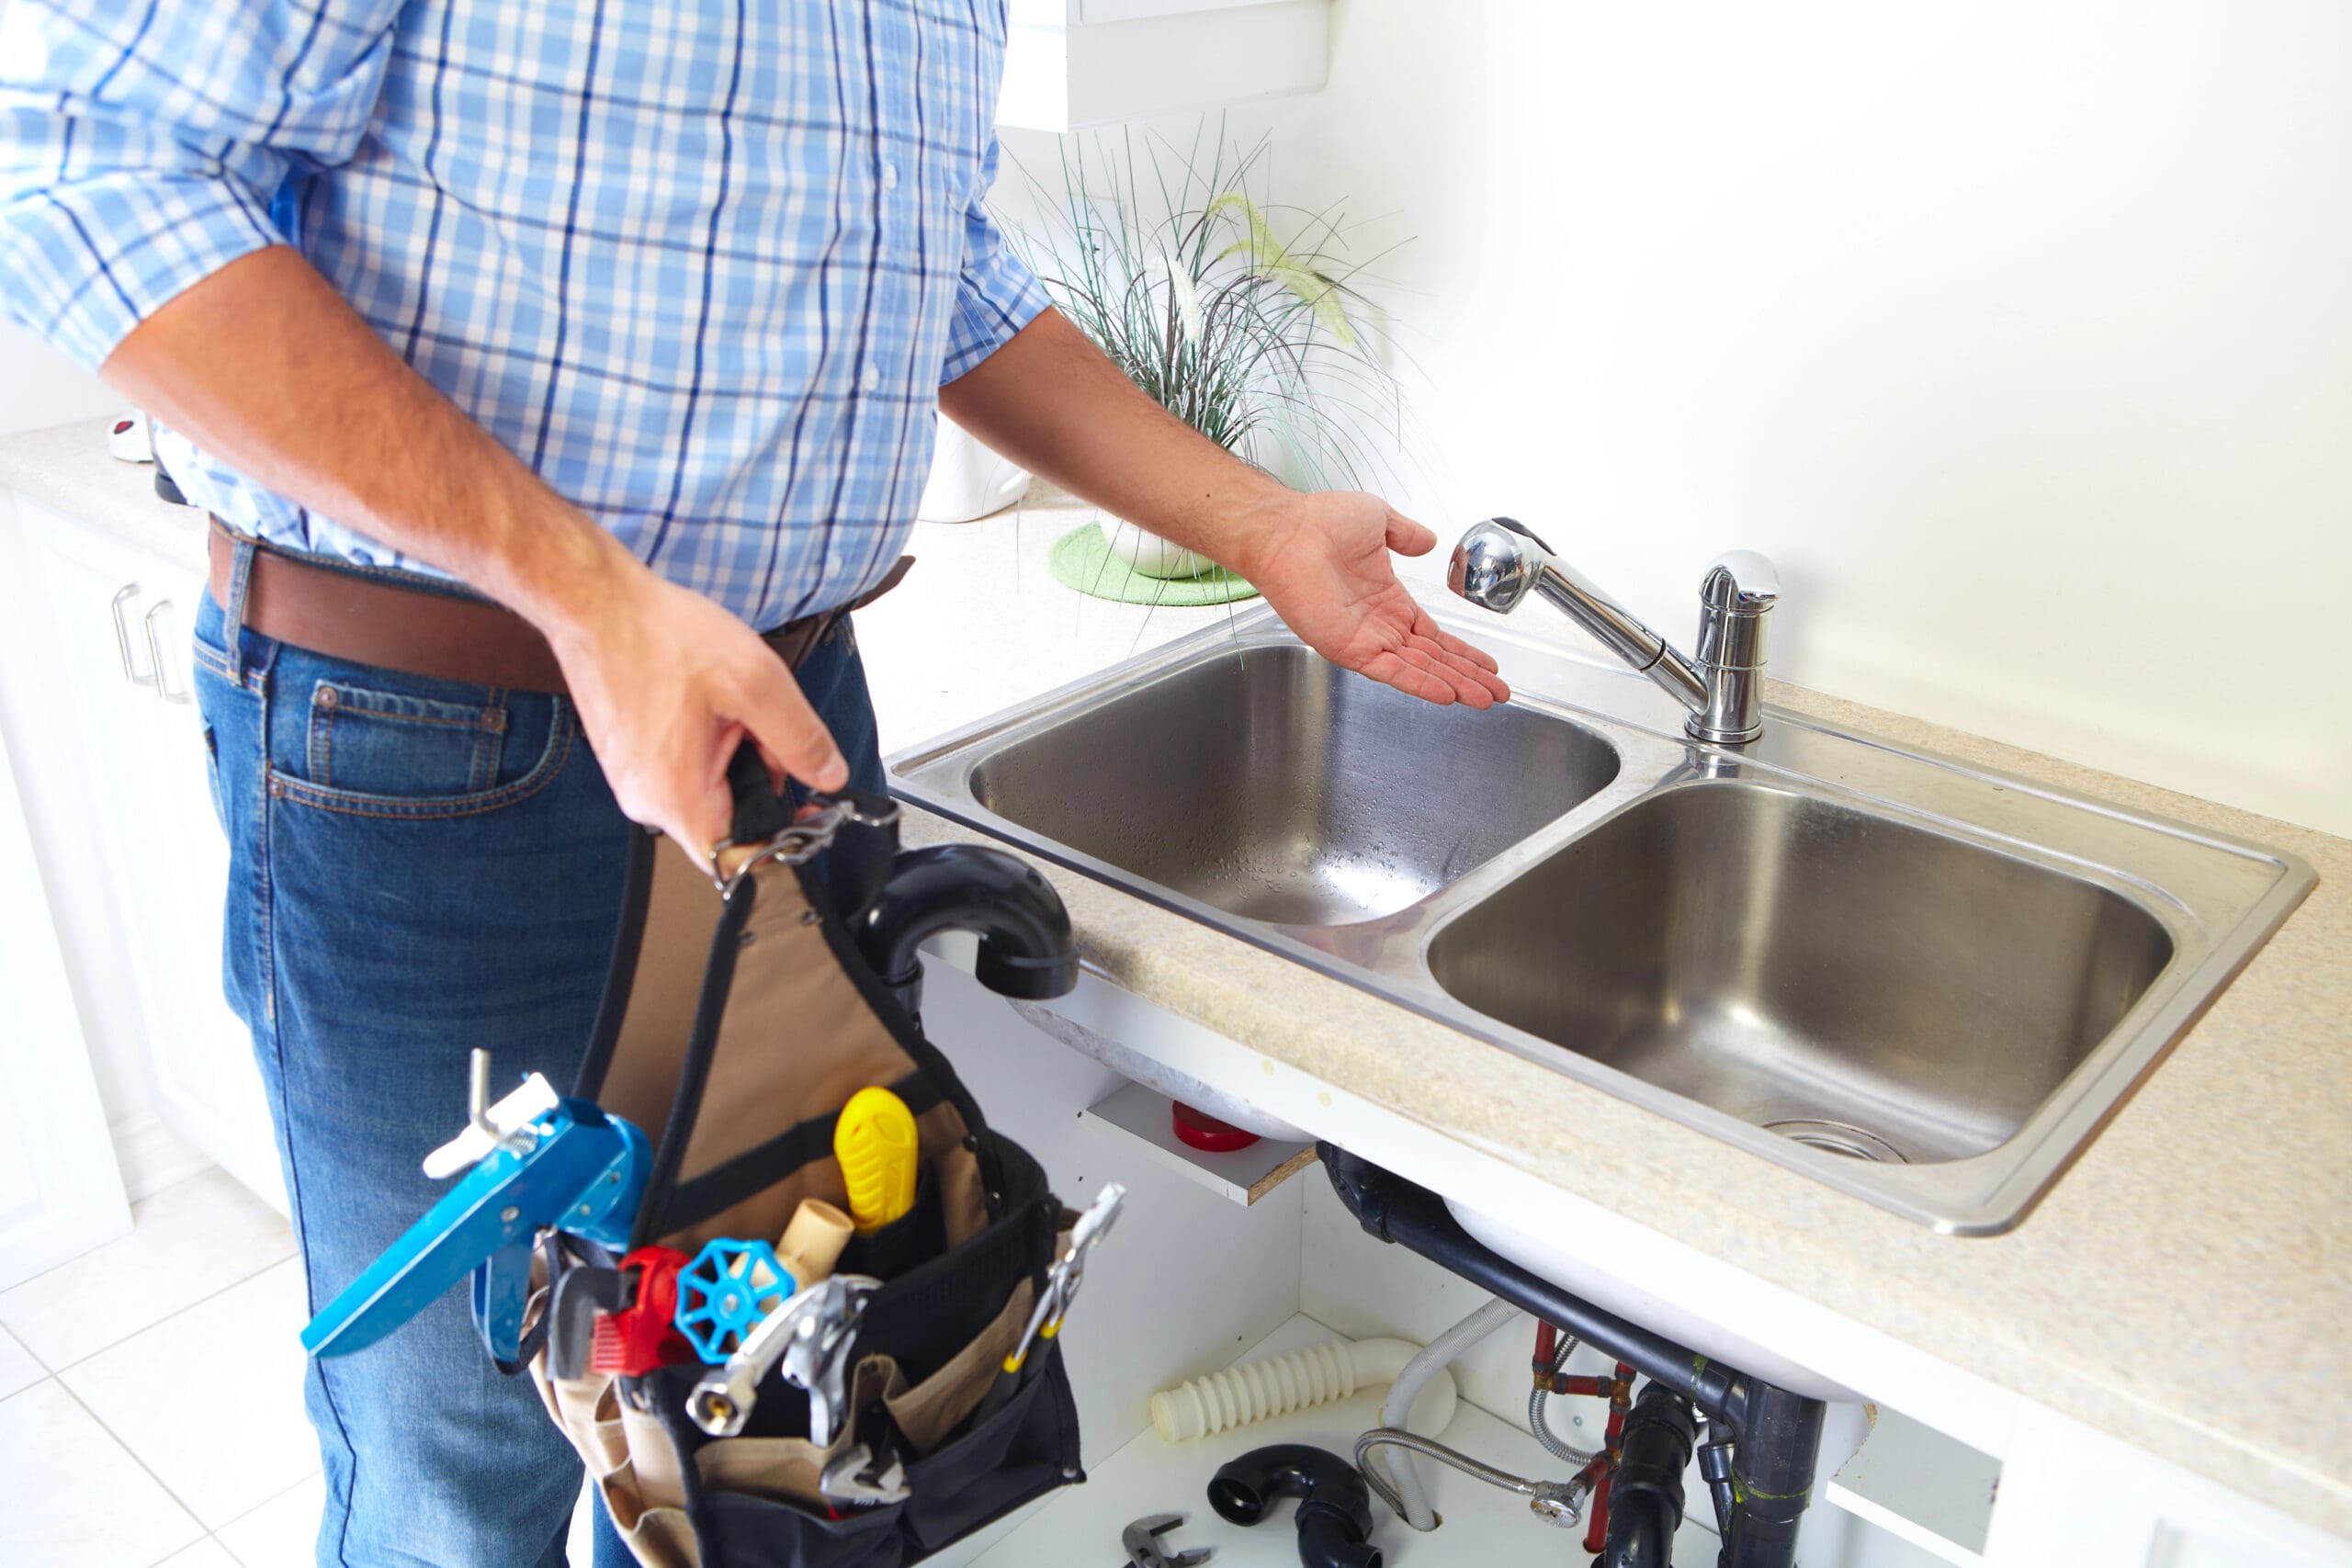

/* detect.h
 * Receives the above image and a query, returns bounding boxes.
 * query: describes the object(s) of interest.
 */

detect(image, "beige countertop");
[8,419,2346,1536]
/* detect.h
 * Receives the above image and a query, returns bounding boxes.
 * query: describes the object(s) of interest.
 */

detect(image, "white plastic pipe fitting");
[1151,1337,1457,1444]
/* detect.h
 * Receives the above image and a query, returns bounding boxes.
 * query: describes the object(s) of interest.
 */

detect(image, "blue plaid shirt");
[0,0,1046,626]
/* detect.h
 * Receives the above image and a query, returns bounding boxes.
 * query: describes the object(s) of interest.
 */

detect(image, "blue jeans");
[192,575,886,1568]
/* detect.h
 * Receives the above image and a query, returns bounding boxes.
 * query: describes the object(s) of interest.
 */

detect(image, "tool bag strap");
[574,795,1002,1258]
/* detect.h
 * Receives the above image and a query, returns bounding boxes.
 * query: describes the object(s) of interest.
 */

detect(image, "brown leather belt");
[206,520,912,689]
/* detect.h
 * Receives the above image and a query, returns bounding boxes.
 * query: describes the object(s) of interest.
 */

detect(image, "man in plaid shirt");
[0,2,1507,1561]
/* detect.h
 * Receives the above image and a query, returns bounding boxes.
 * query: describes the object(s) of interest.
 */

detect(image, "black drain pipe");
[1317,1145,1825,1568]
[1712,1381,1825,1568]
[1606,1381,1697,1567]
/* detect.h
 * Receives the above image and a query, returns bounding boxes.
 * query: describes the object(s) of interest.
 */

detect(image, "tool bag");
[526,758,1086,1567]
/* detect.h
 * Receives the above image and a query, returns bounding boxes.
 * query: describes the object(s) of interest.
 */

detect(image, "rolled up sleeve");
[939,135,1048,386]
[0,0,399,369]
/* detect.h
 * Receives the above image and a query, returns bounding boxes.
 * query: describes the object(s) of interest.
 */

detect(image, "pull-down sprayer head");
[1447,518,1779,747]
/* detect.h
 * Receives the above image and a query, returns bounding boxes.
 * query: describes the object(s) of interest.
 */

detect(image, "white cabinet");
[16,503,285,1213]
[1982,1404,2352,1568]
[1000,0,1329,131]
[0,716,131,1289]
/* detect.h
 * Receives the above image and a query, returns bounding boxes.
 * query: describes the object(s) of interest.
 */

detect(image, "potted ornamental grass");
[1010,126,1418,584]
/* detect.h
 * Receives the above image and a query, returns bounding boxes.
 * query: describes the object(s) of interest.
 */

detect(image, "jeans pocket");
[305,681,507,795]
[267,653,576,819]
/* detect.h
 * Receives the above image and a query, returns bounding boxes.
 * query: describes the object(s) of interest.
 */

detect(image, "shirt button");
[860,366,880,393]
[881,161,899,190]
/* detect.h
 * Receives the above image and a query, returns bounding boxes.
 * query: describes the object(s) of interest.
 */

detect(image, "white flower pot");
[1102,518,1212,579]
[917,413,1030,524]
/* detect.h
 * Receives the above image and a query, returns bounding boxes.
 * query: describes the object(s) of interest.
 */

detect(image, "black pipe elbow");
[1603,1382,1697,1568]
[1206,1445,1383,1568]
[854,843,1079,1020]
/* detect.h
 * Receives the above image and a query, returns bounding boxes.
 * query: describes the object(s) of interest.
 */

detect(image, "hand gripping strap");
[577,826,997,1258]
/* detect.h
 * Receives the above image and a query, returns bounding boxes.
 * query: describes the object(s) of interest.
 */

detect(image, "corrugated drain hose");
[1151,1337,1456,1443]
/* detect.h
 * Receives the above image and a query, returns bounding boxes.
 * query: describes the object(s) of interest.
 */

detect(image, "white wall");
[1005,0,2352,836]
[0,321,117,436]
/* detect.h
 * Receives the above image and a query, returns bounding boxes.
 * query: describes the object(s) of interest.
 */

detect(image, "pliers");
[1006,1181,1125,1375]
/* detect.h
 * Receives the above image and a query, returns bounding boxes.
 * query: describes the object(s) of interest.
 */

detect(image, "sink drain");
[1765,1119,1909,1165]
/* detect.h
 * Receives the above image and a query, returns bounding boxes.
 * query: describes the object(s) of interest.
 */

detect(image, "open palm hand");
[1246,491,1511,707]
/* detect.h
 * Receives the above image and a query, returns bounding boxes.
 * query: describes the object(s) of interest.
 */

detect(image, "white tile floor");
[0,1167,599,1568]
[0,1168,313,1567]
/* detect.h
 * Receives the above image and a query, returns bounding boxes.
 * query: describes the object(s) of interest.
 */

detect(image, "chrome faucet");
[1449,519,1781,746]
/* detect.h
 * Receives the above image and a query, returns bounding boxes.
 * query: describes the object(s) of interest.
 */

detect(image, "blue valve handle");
[674,1239,794,1361]
[301,1100,649,1361]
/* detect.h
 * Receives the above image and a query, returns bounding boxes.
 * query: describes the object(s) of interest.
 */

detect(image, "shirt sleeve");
[0,0,402,371]
[938,133,1050,386]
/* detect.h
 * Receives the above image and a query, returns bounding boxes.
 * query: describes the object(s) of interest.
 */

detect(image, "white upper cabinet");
[999,0,1329,132]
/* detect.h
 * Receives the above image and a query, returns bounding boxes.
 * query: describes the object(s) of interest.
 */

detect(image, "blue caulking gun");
[300,1049,649,1363]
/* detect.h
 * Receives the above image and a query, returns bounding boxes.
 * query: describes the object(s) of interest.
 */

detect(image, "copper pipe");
[1584,1360,1635,1554]
[1542,1372,1619,1397]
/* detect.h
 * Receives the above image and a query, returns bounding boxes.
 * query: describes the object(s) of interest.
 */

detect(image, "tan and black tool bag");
[524,767,1084,1568]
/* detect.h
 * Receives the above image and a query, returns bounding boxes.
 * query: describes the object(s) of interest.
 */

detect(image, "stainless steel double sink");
[888,605,2313,1233]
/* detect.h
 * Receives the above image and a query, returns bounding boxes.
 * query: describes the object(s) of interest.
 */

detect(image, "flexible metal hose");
[1352,1428,1592,1531]
[1529,1330,1598,1466]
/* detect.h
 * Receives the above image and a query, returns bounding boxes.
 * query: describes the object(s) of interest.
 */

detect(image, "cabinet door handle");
[110,582,157,687]
[143,597,189,705]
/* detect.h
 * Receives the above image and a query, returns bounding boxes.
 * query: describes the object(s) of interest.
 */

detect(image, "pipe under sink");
[888,603,2315,1233]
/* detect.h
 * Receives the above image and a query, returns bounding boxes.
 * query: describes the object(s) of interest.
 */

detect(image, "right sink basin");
[1427,781,2177,1168]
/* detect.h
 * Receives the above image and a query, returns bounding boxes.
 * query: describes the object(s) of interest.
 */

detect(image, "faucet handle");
[1701,550,1780,614]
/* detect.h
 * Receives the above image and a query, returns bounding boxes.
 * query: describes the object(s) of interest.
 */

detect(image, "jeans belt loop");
[221,530,258,683]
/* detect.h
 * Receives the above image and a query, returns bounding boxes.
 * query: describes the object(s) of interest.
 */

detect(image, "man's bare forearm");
[100,245,631,633]
[938,307,1292,575]
[944,305,1510,712]
[100,243,853,847]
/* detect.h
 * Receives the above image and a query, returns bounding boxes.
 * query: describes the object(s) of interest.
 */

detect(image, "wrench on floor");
[1122,1512,1214,1568]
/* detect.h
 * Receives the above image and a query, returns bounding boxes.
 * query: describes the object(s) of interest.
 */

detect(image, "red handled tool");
[590,1247,696,1375]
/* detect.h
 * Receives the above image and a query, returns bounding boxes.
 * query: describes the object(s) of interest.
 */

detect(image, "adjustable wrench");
[818,1442,910,1507]
[1121,1512,1213,1568]
[687,1272,877,1441]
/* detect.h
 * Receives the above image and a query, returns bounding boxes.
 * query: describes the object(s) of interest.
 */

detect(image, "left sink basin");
[960,642,1619,925]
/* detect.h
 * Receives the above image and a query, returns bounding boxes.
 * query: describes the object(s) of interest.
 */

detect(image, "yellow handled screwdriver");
[834,1087,920,1233]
